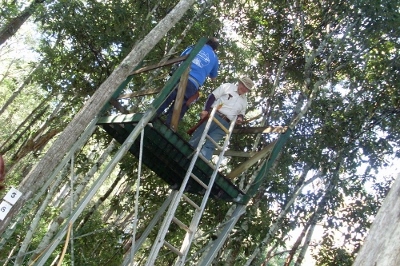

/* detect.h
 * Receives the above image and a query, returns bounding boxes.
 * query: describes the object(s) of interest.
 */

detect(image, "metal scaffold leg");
[198,205,247,266]
[33,110,157,265]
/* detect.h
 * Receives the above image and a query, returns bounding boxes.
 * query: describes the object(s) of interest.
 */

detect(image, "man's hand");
[200,110,209,119]
[236,116,243,125]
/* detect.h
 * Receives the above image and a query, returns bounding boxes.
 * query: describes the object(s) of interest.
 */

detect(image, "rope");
[57,222,73,266]
[128,121,145,265]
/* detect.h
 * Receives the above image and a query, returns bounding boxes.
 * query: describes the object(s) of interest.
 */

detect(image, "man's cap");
[239,77,254,90]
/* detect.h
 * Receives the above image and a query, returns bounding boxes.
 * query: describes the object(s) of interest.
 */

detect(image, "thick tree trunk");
[0,0,196,236]
[353,173,400,266]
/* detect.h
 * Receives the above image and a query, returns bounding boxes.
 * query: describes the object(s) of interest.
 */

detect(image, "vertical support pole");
[122,192,176,266]
[198,205,247,266]
[127,124,144,266]
[69,155,75,266]
[33,110,156,265]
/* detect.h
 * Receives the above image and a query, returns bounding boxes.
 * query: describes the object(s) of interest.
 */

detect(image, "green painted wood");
[242,128,292,204]
[98,114,245,203]
[97,113,143,124]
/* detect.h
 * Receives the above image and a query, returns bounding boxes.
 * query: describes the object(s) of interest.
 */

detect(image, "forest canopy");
[0,0,399,265]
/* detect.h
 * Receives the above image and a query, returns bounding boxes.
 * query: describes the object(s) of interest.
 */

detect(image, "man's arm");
[201,93,216,118]
[208,55,219,79]
[236,98,247,125]
[187,93,215,135]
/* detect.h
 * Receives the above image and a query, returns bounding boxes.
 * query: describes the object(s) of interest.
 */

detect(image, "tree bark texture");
[0,0,46,46]
[353,173,400,266]
[0,0,196,235]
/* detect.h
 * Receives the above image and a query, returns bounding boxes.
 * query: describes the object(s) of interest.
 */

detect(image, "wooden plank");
[221,150,255,158]
[227,140,277,179]
[170,67,190,131]
[233,125,288,134]
[109,98,129,114]
[130,55,188,75]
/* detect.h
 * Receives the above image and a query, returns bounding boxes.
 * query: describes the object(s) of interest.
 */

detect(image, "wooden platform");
[97,114,245,203]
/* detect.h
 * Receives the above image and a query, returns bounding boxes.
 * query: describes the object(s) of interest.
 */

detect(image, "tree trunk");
[0,0,197,235]
[77,164,124,230]
[29,139,117,263]
[0,64,40,116]
[13,128,60,162]
[0,97,49,154]
[353,173,400,266]
[288,162,342,265]
[0,0,46,46]
[295,220,317,266]
[284,211,316,266]
[243,167,314,266]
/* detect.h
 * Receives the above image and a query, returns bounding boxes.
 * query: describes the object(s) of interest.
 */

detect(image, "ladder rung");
[206,135,223,151]
[198,153,216,169]
[164,240,183,257]
[182,194,200,211]
[190,173,208,189]
[212,117,229,133]
[172,217,191,232]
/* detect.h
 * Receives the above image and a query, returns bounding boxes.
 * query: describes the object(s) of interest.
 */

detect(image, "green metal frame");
[98,114,245,202]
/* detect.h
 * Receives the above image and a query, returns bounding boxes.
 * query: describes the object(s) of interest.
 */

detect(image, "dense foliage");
[0,0,399,265]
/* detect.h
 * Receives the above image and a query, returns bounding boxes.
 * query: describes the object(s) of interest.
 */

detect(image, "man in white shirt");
[188,77,254,160]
